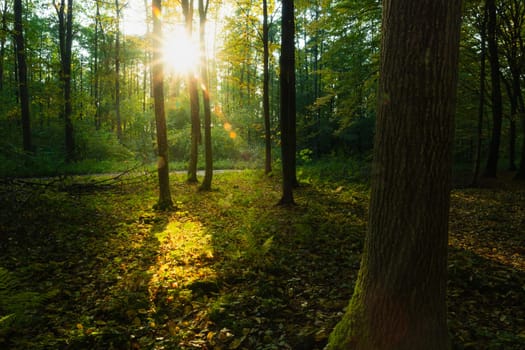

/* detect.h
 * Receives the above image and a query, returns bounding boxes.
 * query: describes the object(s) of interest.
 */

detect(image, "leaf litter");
[0,171,524,349]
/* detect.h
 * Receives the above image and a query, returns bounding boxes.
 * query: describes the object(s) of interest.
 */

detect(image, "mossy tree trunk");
[326,0,462,349]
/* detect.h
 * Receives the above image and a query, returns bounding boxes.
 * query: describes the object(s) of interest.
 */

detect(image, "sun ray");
[162,29,200,75]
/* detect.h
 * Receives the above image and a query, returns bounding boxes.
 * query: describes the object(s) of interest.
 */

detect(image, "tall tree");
[278,0,296,205]
[472,2,488,186]
[55,0,75,162]
[93,0,101,130]
[152,0,173,209]
[199,0,213,191]
[0,0,9,92]
[115,0,122,140]
[498,0,525,179]
[484,0,503,177]
[262,0,271,174]
[182,0,201,183]
[14,0,32,152]
[326,0,462,348]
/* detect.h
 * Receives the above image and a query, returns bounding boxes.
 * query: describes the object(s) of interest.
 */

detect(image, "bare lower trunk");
[327,1,462,348]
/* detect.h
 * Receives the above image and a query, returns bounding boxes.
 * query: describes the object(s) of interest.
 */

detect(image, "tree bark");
[182,0,201,183]
[14,0,32,153]
[471,4,487,187]
[152,0,173,209]
[94,0,101,130]
[199,0,213,191]
[0,0,9,92]
[326,0,462,349]
[115,0,122,141]
[263,0,272,175]
[55,0,75,162]
[278,0,296,205]
[484,0,503,178]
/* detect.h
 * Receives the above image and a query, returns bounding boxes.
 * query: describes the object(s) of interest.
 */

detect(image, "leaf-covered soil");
[0,170,524,349]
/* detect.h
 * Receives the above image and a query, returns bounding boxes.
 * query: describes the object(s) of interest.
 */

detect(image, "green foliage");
[298,156,372,185]
[0,267,53,337]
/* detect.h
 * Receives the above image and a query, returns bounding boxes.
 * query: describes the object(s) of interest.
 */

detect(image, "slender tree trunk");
[199,0,213,191]
[278,0,296,205]
[55,0,75,162]
[94,0,101,130]
[484,0,503,178]
[115,0,122,140]
[0,0,9,92]
[182,0,201,183]
[14,0,32,153]
[263,0,272,174]
[327,0,462,348]
[502,75,518,171]
[515,79,525,180]
[152,0,173,209]
[472,5,487,187]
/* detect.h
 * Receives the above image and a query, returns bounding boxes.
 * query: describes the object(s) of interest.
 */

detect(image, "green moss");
[326,264,368,349]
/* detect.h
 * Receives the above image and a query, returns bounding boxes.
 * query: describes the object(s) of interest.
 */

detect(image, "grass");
[0,167,524,349]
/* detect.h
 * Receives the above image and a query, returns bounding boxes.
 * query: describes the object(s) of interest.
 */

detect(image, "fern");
[0,267,54,330]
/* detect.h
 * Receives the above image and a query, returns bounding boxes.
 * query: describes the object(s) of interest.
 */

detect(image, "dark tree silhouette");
[152,0,173,209]
[484,0,503,178]
[278,0,296,205]
[14,0,32,152]
[55,0,75,162]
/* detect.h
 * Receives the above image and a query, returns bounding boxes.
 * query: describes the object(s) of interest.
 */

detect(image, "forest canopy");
[1,0,524,180]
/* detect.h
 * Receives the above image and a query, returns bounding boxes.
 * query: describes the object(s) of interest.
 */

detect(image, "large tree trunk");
[199,0,213,191]
[263,0,272,175]
[278,0,296,205]
[151,0,173,209]
[326,1,462,349]
[14,0,32,153]
[484,0,503,178]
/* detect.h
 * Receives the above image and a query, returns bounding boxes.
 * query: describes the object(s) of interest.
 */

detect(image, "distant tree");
[14,0,32,152]
[199,0,213,191]
[93,0,102,130]
[484,0,503,178]
[152,0,173,209]
[278,0,296,205]
[55,0,75,162]
[0,0,9,92]
[472,2,487,187]
[115,0,122,140]
[326,0,462,348]
[263,0,271,174]
[497,0,525,179]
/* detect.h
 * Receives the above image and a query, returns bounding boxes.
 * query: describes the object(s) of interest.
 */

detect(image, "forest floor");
[0,170,524,349]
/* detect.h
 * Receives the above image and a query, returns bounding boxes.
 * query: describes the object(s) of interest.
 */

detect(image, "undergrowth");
[0,168,523,349]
